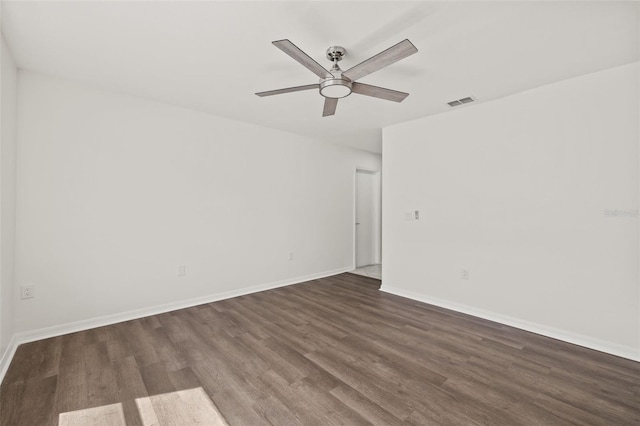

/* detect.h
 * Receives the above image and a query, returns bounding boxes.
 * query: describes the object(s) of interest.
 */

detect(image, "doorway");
[353,169,381,279]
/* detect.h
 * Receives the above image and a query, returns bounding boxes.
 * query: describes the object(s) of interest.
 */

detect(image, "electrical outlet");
[288,252,294,261]
[461,268,470,280]
[21,285,35,299]
[178,264,186,277]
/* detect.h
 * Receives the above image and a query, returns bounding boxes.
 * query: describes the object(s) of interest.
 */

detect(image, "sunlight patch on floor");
[136,387,228,426]
[59,387,228,426]
[58,403,126,426]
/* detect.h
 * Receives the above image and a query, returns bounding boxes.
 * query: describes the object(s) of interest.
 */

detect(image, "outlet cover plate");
[21,285,35,299]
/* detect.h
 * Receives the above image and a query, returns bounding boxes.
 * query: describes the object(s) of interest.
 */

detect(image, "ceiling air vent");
[447,96,475,107]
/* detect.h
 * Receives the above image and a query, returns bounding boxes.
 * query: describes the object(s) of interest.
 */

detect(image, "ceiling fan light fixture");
[319,78,352,98]
[256,39,417,116]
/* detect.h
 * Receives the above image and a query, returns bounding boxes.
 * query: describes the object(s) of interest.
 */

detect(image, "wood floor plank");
[112,356,147,426]
[2,337,62,385]
[53,351,89,415]
[84,341,119,409]
[329,384,404,426]
[139,362,176,397]
[257,369,367,426]
[122,321,161,368]
[251,394,302,426]
[304,349,415,420]
[167,366,203,392]
[1,272,639,425]
[1,375,58,426]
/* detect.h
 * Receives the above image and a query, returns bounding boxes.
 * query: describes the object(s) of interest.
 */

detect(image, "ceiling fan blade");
[351,82,409,103]
[342,39,417,82]
[322,97,338,117]
[272,39,333,79]
[255,84,319,97]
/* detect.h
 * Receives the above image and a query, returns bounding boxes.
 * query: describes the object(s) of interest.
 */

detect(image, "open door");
[355,169,381,268]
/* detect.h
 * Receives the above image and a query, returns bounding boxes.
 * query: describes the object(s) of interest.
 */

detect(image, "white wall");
[0,35,17,359]
[14,71,380,333]
[382,63,639,360]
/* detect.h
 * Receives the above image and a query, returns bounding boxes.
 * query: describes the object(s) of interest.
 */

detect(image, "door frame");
[353,167,382,269]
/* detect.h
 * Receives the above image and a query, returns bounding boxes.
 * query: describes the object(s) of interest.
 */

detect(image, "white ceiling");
[1,1,638,153]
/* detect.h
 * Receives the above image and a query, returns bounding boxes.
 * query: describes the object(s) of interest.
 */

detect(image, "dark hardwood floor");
[1,273,639,425]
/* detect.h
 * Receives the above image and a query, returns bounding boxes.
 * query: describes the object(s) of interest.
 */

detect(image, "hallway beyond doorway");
[350,263,381,280]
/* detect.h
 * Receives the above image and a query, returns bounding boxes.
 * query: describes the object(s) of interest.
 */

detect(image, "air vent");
[447,96,475,107]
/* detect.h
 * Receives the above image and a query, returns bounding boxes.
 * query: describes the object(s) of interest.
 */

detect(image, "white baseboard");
[380,284,640,363]
[0,267,351,384]
[0,334,18,384]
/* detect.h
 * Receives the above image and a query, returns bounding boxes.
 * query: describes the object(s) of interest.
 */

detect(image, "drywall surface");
[0,35,17,358]
[14,71,380,333]
[382,63,639,359]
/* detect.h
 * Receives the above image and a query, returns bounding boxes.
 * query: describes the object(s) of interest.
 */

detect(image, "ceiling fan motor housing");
[320,46,353,99]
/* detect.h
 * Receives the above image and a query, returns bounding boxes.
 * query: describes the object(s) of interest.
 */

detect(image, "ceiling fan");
[256,39,418,117]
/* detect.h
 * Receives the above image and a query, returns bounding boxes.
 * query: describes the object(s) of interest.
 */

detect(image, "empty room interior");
[0,1,639,425]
